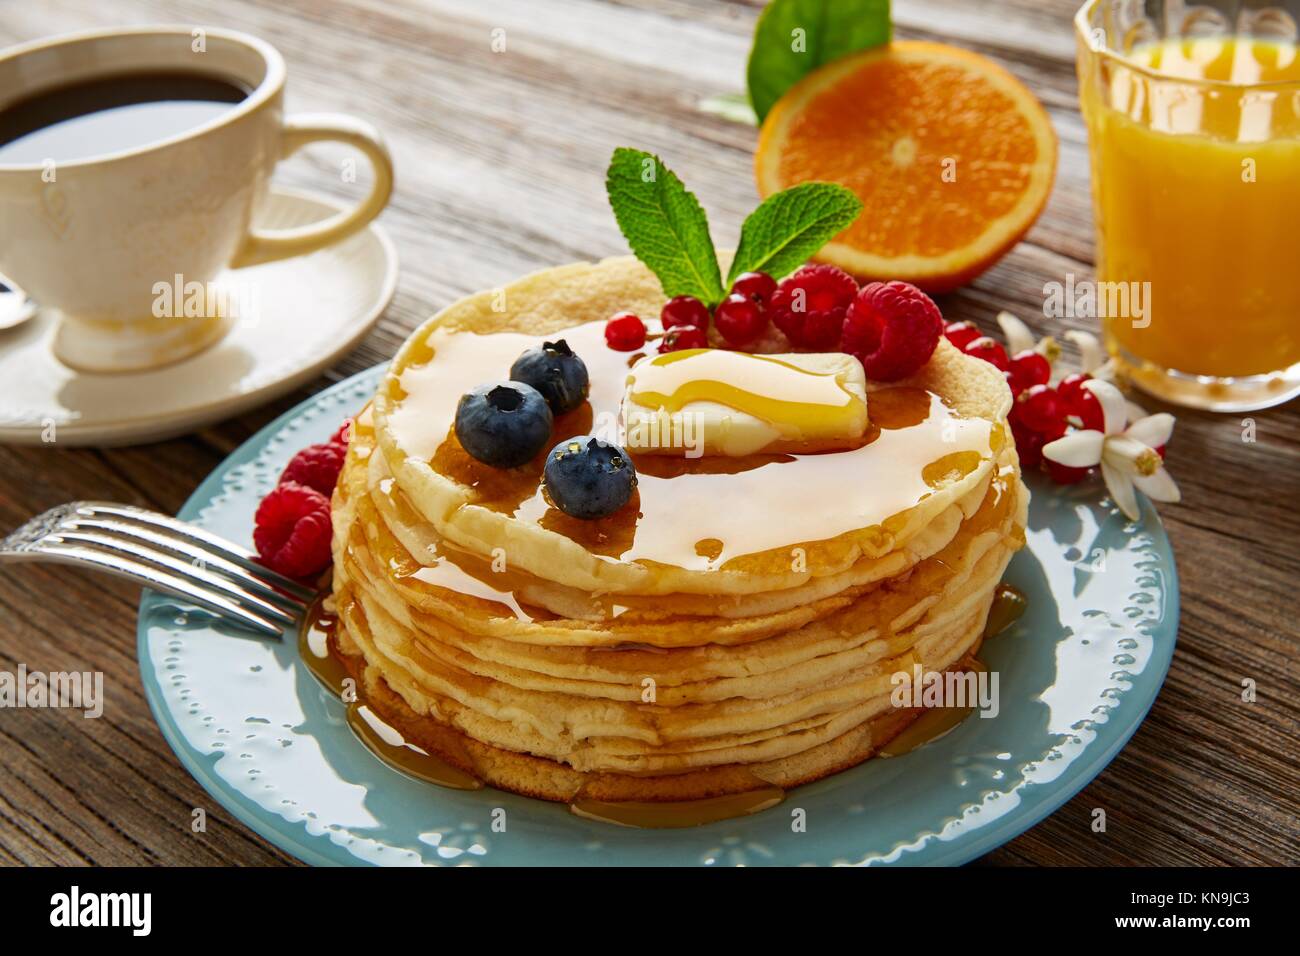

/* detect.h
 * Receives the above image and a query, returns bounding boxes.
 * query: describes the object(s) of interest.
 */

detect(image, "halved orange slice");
[755,40,1057,292]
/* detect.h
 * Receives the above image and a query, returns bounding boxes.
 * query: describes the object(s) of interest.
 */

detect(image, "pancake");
[331,603,994,801]
[371,256,1012,597]
[326,254,1029,806]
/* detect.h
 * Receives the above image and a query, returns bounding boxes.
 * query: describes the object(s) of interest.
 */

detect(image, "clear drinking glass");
[1076,0,1300,410]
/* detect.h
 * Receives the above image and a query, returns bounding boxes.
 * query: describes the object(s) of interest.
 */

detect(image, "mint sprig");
[747,0,891,123]
[606,147,862,306]
[728,183,862,285]
[605,148,725,305]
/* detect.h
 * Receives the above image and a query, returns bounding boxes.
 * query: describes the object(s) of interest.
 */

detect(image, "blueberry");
[455,381,553,468]
[510,340,590,415]
[543,436,637,520]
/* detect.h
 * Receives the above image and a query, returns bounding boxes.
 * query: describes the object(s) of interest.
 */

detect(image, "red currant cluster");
[605,270,778,353]
[605,265,943,383]
[942,321,1103,484]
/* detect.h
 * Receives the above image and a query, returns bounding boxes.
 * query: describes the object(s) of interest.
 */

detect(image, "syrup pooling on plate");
[299,596,484,790]
[386,320,995,570]
[877,656,989,758]
[346,703,482,791]
[301,596,794,825]
[570,785,785,828]
[984,584,1026,639]
[299,597,352,698]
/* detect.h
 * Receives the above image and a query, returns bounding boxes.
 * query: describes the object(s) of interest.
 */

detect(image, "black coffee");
[0,71,248,164]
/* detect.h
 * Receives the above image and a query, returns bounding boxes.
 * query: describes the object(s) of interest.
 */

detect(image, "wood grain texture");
[0,0,1296,867]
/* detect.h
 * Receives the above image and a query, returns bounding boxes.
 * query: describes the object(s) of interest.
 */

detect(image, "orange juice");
[1077,28,1300,406]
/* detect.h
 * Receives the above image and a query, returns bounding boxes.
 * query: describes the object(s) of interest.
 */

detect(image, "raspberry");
[605,311,646,351]
[841,280,943,381]
[253,482,333,579]
[730,271,777,305]
[330,419,354,448]
[768,264,858,350]
[280,442,346,496]
[658,325,708,352]
[943,320,982,352]
[963,336,1010,371]
[660,296,710,330]
[713,293,768,346]
[1007,350,1050,397]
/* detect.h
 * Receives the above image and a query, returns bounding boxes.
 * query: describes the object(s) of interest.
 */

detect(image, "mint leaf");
[747,0,891,123]
[605,148,725,305]
[727,182,862,285]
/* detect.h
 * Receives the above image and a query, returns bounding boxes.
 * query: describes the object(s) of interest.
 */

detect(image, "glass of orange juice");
[1075,0,1300,410]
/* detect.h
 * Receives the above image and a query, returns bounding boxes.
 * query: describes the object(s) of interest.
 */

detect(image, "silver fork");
[0,501,315,637]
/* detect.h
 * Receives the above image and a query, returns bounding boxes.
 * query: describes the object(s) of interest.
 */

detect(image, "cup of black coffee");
[0,26,394,372]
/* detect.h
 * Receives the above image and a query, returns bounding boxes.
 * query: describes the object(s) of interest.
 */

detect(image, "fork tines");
[0,501,314,637]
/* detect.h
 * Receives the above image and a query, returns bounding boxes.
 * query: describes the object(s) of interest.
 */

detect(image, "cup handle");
[230,113,394,268]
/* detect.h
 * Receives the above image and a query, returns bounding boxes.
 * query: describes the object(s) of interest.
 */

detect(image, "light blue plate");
[138,365,1179,866]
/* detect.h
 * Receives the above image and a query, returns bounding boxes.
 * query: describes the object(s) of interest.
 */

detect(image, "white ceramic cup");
[0,25,394,372]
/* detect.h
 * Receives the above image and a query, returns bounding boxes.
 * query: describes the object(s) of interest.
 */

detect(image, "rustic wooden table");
[1,0,1296,867]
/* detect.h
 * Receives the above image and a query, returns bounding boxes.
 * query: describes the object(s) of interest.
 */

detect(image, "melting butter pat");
[622,349,868,457]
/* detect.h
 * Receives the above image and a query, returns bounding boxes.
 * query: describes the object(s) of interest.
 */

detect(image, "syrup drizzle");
[385,320,996,571]
[627,348,865,439]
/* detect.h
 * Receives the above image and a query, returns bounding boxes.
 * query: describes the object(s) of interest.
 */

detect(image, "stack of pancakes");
[329,256,1028,803]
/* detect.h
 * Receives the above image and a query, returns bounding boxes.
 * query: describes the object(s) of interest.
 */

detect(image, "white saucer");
[0,187,398,446]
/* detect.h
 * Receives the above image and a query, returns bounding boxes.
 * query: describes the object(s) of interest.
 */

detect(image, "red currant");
[605,311,646,351]
[713,293,767,346]
[730,271,777,305]
[943,321,981,351]
[1057,372,1090,404]
[658,325,708,353]
[1059,373,1104,431]
[1013,384,1064,435]
[1010,420,1046,470]
[1046,458,1091,485]
[660,295,710,330]
[1007,349,1051,396]
[963,336,1009,371]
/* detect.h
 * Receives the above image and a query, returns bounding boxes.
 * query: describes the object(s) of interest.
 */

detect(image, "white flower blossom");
[1062,329,1118,383]
[1042,379,1179,521]
[997,311,1060,364]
